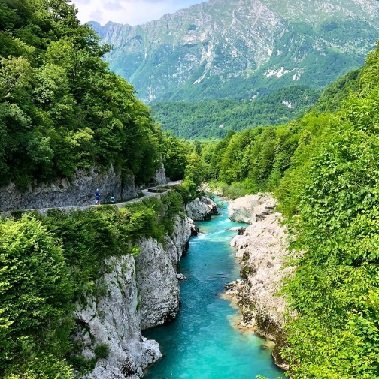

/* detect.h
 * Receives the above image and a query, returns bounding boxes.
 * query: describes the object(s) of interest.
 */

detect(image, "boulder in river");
[186,196,218,221]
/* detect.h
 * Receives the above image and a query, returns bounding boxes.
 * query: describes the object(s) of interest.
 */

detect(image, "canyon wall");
[76,215,194,379]
[0,166,137,212]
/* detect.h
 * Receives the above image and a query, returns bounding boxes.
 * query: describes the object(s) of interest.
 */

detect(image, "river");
[144,200,283,379]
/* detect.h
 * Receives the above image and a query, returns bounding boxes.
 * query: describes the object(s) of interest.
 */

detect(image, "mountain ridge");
[91,0,379,103]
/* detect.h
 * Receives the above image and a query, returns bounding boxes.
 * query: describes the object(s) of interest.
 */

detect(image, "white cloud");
[70,0,204,26]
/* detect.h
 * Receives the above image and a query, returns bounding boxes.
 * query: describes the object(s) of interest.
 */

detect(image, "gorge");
[1,0,379,378]
[144,199,283,379]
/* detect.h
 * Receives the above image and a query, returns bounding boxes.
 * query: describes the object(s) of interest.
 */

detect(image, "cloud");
[70,0,204,25]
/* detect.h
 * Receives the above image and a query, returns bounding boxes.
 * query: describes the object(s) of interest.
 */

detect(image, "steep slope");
[198,43,379,378]
[92,0,379,103]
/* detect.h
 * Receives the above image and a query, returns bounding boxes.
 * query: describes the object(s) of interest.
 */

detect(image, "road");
[2,181,183,216]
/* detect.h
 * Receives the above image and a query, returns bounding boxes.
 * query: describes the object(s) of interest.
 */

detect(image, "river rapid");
[144,200,283,379]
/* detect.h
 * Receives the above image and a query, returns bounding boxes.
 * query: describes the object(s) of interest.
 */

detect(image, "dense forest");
[0,1,197,378]
[0,0,190,187]
[201,43,379,378]
[151,86,320,139]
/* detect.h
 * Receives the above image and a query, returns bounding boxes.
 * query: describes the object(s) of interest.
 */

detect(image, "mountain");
[91,0,379,102]
[91,0,379,138]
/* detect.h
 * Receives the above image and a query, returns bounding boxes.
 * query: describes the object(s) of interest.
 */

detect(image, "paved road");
[2,181,183,216]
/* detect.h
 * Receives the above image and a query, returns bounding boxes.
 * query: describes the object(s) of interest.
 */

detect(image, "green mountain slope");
[151,86,320,138]
[199,42,379,378]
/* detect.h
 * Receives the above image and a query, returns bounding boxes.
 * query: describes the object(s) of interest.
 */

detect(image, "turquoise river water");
[144,201,283,379]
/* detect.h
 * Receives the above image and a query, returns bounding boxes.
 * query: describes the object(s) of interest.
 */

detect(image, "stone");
[226,193,294,369]
[154,163,167,186]
[0,166,137,212]
[75,215,194,378]
[136,216,194,330]
[228,194,276,224]
[186,196,218,221]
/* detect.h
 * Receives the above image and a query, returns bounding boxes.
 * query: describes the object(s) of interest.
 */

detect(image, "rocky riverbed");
[224,194,293,370]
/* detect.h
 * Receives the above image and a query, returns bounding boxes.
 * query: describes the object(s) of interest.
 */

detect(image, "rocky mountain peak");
[91,0,379,103]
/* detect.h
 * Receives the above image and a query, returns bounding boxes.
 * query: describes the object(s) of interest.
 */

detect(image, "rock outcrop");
[75,255,161,379]
[75,215,195,379]
[226,194,292,370]
[136,216,194,330]
[228,193,276,224]
[0,166,137,212]
[154,163,167,186]
[186,196,218,221]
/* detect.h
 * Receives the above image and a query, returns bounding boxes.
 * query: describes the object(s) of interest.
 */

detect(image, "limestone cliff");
[225,194,292,369]
[0,166,137,212]
[75,215,194,379]
[136,216,194,329]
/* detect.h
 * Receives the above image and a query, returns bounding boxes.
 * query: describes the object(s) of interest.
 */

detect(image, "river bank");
[144,199,283,378]
[224,194,293,370]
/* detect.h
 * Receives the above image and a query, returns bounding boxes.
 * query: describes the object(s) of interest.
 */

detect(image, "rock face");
[185,196,218,221]
[91,0,379,103]
[0,166,137,212]
[136,216,194,329]
[75,255,161,379]
[154,163,167,186]
[226,194,292,369]
[75,215,194,379]
[228,193,276,224]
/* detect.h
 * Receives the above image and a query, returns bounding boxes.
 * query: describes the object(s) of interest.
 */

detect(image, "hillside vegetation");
[151,87,319,139]
[0,0,179,187]
[0,1,198,378]
[201,43,379,378]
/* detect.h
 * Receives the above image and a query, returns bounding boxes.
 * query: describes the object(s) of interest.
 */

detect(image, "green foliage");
[5,354,74,379]
[161,133,191,180]
[0,0,163,187]
[199,42,379,378]
[94,344,109,360]
[0,215,73,377]
[151,87,319,139]
[202,123,301,196]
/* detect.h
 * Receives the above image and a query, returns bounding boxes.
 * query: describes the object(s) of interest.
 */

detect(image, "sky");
[70,0,205,26]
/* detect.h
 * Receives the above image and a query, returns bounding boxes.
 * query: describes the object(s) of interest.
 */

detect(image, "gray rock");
[228,194,276,224]
[154,163,167,186]
[136,216,194,330]
[186,196,218,221]
[75,215,195,378]
[227,194,293,369]
[0,166,137,212]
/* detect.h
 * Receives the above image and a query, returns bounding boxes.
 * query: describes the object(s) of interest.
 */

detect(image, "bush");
[0,215,73,376]
[94,344,110,360]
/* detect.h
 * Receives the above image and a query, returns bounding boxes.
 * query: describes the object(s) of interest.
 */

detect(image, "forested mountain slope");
[151,86,320,138]
[200,41,379,378]
[92,0,379,102]
[0,0,166,187]
[92,0,379,137]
